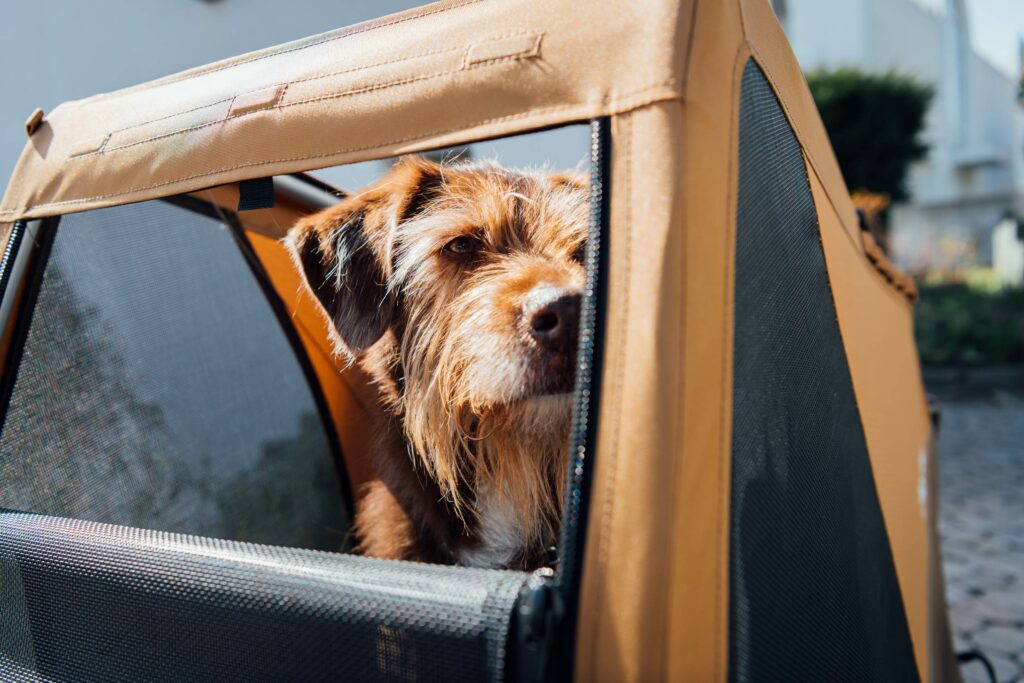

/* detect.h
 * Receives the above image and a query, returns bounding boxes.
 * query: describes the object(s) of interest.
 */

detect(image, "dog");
[285,156,588,569]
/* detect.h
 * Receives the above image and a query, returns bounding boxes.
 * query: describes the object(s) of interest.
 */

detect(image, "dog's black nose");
[529,293,580,352]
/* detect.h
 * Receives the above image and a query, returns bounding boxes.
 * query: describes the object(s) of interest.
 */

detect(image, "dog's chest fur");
[353,396,532,568]
[458,489,524,568]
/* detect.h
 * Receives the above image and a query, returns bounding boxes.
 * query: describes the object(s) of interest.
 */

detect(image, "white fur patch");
[458,488,524,568]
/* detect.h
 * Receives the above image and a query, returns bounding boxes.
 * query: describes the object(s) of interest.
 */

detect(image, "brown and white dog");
[286,157,588,569]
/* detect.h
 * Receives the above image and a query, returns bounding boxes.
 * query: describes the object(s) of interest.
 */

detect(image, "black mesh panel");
[0,511,526,682]
[0,201,346,551]
[729,61,919,681]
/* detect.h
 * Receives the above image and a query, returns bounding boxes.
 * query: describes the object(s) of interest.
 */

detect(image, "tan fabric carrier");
[0,0,962,681]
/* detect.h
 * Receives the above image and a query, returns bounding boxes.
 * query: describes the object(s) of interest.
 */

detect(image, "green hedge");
[807,69,933,201]
[915,283,1024,365]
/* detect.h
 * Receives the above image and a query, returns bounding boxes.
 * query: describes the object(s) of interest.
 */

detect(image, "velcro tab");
[237,177,276,211]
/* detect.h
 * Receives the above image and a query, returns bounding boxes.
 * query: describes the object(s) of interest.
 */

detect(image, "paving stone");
[974,625,1024,657]
[960,652,1022,683]
[952,608,985,635]
[960,662,1001,683]
[961,653,1022,683]
[976,594,1024,625]
[954,632,976,656]
[986,653,1023,683]
[970,566,1016,586]
[937,391,1024,673]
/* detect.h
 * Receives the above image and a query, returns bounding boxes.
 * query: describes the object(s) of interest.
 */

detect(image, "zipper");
[557,117,611,596]
[511,117,611,683]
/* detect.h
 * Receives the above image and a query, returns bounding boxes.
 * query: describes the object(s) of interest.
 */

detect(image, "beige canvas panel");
[575,0,747,679]
[574,101,688,683]
[812,169,933,678]
[577,0,924,677]
[1,0,691,221]
[193,184,309,239]
[669,1,747,680]
[0,223,10,257]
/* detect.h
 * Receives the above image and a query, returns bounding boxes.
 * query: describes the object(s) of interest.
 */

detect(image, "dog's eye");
[444,236,479,255]
[571,242,587,264]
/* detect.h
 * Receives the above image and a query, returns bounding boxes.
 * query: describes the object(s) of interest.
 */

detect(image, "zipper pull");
[512,567,564,683]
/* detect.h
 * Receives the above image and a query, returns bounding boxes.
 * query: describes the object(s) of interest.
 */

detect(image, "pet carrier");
[0,0,958,680]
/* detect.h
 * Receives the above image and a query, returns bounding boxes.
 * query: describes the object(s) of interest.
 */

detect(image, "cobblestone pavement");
[937,389,1024,683]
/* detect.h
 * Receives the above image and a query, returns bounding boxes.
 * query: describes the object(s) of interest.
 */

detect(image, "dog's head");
[286,157,588,564]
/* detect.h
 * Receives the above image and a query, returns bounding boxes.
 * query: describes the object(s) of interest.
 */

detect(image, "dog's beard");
[402,350,572,558]
[469,395,572,554]
[395,254,579,562]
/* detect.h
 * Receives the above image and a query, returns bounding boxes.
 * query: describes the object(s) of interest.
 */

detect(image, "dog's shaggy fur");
[286,157,588,569]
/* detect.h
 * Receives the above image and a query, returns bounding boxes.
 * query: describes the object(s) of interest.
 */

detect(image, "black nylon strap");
[237,177,276,211]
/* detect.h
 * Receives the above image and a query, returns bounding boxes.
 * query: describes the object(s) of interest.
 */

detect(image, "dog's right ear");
[285,157,445,358]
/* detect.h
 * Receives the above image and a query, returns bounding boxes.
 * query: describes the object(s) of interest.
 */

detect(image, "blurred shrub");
[915,281,1024,365]
[807,69,933,201]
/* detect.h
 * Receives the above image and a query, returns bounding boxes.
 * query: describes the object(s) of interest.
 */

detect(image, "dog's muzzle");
[523,287,581,395]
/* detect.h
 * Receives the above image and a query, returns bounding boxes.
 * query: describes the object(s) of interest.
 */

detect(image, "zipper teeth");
[0,222,27,303]
[556,118,609,593]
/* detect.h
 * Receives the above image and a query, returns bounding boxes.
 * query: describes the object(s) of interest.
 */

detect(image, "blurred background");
[1,1,1022,680]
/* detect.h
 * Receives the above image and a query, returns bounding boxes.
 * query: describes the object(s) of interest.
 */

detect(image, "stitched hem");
[92,30,540,142]
[585,111,633,672]
[713,44,747,683]
[0,81,678,220]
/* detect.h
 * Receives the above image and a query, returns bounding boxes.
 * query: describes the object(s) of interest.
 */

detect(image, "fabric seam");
[744,45,862,252]
[100,31,539,139]
[1,80,677,219]
[717,44,748,683]
[588,112,632,672]
[72,42,541,160]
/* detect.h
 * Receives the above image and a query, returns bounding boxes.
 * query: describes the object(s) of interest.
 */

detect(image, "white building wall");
[992,216,1024,284]
[863,0,944,84]
[864,0,951,204]
[780,0,1024,273]
[781,0,869,70]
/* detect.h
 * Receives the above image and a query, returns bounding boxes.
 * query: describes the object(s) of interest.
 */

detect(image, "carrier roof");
[1,0,686,220]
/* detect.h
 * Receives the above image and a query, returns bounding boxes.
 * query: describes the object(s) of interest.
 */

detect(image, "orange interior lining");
[190,185,380,508]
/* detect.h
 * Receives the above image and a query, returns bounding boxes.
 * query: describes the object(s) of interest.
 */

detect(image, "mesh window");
[0,511,526,682]
[0,199,530,682]
[0,200,347,551]
[0,122,599,681]
[729,61,919,681]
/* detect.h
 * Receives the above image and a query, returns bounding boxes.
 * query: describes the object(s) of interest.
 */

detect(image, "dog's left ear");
[285,157,445,359]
